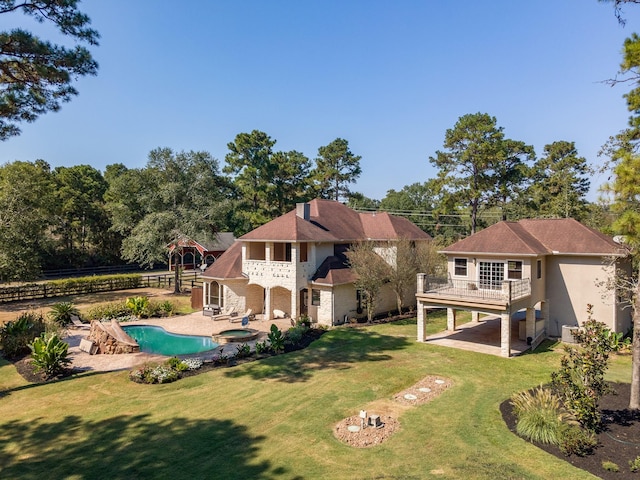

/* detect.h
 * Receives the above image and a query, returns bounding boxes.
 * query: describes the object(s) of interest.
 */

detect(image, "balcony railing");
[418,274,531,304]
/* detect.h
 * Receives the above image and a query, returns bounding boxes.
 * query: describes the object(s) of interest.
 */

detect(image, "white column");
[417,302,426,341]
[501,312,511,358]
[471,311,480,322]
[265,287,272,321]
[526,307,535,344]
[447,308,456,331]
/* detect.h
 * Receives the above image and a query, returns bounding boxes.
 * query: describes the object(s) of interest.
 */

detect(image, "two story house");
[416,218,631,357]
[201,199,431,326]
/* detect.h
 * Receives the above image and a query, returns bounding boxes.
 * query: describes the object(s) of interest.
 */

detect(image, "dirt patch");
[334,375,453,448]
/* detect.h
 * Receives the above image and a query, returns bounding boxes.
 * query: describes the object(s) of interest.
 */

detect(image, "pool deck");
[64,313,293,373]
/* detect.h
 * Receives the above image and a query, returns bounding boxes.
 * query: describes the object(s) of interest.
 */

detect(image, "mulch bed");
[500,382,640,479]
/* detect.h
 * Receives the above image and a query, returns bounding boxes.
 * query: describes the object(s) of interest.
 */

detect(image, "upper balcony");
[416,274,531,311]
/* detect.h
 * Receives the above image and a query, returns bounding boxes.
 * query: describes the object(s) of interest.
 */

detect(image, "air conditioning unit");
[562,325,578,344]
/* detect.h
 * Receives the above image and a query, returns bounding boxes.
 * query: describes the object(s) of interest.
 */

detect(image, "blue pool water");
[122,325,218,355]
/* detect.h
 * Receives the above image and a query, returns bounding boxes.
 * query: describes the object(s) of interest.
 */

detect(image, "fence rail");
[0,272,202,304]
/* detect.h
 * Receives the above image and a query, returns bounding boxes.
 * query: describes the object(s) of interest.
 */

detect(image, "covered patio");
[423,314,530,357]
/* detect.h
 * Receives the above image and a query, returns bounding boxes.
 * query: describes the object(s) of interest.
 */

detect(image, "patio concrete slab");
[423,315,529,357]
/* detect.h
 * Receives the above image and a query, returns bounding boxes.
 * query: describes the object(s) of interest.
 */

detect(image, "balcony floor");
[423,315,529,357]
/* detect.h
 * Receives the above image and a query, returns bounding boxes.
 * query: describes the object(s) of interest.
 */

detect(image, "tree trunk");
[173,251,181,294]
[630,279,640,409]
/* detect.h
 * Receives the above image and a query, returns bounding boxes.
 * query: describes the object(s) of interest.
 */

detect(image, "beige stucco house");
[416,218,631,357]
[201,199,431,326]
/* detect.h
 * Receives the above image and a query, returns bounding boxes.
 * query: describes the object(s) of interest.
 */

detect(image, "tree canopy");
[312,138,362,202]
[0,0,99,139]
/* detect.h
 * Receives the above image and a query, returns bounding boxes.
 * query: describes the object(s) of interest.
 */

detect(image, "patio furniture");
[230,308,253,323]
[70,315,90,330]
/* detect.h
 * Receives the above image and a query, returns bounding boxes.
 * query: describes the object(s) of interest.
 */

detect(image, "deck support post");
[417,302,426,341]
[525,307,536,345]
[447,308,456,331]
[500,312,511,358]
[471,311,480,322]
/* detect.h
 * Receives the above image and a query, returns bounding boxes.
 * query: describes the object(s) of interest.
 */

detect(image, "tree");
[312,138,362,202]
[429,113,521,234]
[603,19,640,409]
[270,150,313,216]
[493,139,535,221]
[0,159,54,281]
[223,130,276,227]
[115,148,234,268]
[51,164,109,265]
[528,141,591,220]
[386,238,423,315]
[0,0,99,139]
[346,242,390,323]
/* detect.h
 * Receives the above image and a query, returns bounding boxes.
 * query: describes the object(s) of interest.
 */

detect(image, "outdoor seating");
[70,314,90,329]
[230,308,253,323]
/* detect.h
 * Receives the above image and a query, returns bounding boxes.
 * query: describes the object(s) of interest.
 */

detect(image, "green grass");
[0,312,625,479]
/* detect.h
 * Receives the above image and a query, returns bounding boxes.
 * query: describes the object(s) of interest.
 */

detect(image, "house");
[415,218,631,357]
[167,233,235,271]
[201,199,431,325]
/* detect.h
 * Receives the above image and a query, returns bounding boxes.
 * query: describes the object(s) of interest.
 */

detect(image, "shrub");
[285,324,307,347]
[126,296,150,317]
[255,341,268,355]
[296,315,311,328]
[267,324,285,354]
[47,302,79,326]
[181,357,203,370]
[158,300,175,316]
[166,357,188,372]
[85,301,130,321]
[551,305,613,431]
[602,461,619,472]
[29,332,70,378]
[129,362,179,384]
[630,456,640,473]
[235,343,251,358]
[0,312,46,358]
[511,386,574,445]
[558,424,597,457]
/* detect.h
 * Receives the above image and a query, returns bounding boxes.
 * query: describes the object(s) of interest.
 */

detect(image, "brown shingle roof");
[240,199,431,242]
[201,242,244,279]
[442,218,627,256]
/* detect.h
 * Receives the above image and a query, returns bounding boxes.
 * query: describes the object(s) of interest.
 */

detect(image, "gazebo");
[167,233,235,271]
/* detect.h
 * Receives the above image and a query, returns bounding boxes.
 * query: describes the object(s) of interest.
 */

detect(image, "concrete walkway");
[64,312,293,373]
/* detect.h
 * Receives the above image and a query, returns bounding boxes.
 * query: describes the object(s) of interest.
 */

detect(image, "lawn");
[0,313,629,479]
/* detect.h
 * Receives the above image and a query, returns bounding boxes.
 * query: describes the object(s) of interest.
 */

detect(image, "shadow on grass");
[224,327,410,383]
[0,414,295,480]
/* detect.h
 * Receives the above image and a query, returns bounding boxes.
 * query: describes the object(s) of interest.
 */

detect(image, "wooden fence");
[0,272,203,304]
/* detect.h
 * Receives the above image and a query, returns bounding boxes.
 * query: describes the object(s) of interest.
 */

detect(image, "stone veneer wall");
[87,320,140,354]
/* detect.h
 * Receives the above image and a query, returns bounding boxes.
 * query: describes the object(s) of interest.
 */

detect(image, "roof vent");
[296,202,310,221]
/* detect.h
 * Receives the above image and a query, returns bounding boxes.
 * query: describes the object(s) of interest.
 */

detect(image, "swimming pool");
[122,325,218,355]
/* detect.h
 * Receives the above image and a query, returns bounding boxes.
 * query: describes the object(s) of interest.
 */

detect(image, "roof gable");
[201,242,243,279]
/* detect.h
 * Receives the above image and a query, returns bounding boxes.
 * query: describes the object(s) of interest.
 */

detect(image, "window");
[299,243,308,262]
[507,261,523,280]
[273,242,292,262]
[311,289,320,306]
[454,258,468,276]
[248,242,266,260]
[537,260,542,279]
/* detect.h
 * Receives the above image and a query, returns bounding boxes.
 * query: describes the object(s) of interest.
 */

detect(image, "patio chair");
[211,306,233,321]
[230,308,253,323]
[70,314,90,330]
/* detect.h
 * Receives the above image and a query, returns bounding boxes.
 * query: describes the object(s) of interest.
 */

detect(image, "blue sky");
[1,0,639,201]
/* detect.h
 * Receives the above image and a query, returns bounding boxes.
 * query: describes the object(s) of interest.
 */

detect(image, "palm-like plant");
[47,302,80,326]
[29,333,70,378]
